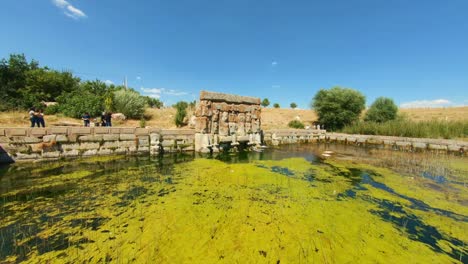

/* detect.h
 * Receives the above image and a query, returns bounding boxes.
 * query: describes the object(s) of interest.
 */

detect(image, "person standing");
[29,108,37,127]
[36,109,45,127]
[105,112,112,127]
[82,112,91,127]
[100,112,106,127]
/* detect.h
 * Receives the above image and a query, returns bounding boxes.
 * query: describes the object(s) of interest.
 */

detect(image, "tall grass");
[341,119,468,139]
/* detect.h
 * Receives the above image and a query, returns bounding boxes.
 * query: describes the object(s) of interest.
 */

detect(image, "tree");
[273,103,280,108]
[57,89,103,118]
[364,97,398,123]
[174,101,189,127]
[290,102,297,109]
[113,89,147,118]
[311,86,366,131]
[261,98,270,107]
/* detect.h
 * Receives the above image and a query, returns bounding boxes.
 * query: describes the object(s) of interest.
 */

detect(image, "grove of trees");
[0,54,163,119]
[364,97,398,123]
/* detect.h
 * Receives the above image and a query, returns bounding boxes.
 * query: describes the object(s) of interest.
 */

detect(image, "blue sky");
[1,0,467,108]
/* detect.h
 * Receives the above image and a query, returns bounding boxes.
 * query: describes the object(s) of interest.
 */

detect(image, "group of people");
[29,108,45,127]
[82,112,113,127]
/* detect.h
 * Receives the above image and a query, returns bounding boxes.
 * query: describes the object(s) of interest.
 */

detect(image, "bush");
[145,96,163,109]
[273,103,280,108]
[288,120,305,129]
[57,91,103,118]
[44,104,59,115]
[261,98,270,107]
[290,102,297,109]
[365,97,398,123]
[311,86,365,131]
[113,89,146,119]
[174,101,188,127]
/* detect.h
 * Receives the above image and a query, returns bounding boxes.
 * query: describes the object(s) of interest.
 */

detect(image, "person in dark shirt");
[29,108,37,127]
[105,112,112,127]
[82,113,91,127]
[36,109,45,127]
[100,112,106,127]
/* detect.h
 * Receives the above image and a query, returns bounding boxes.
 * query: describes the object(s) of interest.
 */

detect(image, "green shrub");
[261,98,270,107]
[365,97,398,123]
[273,103,280,108]
[113,89,146,119]
[139,117,146,128]
[288,120,305,129]
[290,102,297,109]
[44,104,59,115]
[311,86,366,131]
[174,101,188,127]
[57,91,103,118]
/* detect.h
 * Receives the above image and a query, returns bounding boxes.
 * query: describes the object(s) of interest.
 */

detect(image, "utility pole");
[124,76,128,89]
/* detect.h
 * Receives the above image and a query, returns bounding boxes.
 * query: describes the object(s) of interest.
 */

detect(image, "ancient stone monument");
[194,91,262,153]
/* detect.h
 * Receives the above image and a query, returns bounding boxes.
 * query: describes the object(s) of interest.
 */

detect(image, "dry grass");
[399,106,468,122]
[1,106,466,130]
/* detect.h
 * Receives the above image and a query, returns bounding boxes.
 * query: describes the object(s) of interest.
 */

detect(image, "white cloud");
[136,76,142,81]
[400,99,454,108]
[271,61,278,66]
[52,0,87,20]
[141,87,188,99]
[104,80,114,85]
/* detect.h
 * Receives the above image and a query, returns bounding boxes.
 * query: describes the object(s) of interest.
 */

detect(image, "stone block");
[138,139,150,147]
[412,142,427,150]
[109,128,121,134]
[150,133,160,143]
[56,135,69,142]
[42,151,60,158]
[103,135,120,141]
[120,128,135,134]
[82,149,98,156]
[102,141,119,149]
[29,128,46,136]
[62,150,79,157]
[138,146,150,152]
[346,137,357,143]
[69,127,92,135]
[0,136,11,143]
[61,143,80,151]
[47,127,68,135]
[120,134,136,141]
[12,136,42,144]
[114,148,127,154]
[128,146,138,153]
[447,145,462,152]
[79,142,100,150]
[383,140,396,146]
[98,149,113,155]
[15,153,40,160]
[161,140,175,147]
[428,144,447,151]
[395,141,411,147]
[135,128,149,135]
[94,127,110,134]
[79,135,103,142]
[119,141,136,148]
[6,128,27,136]
[43,135,57,143]
[0,128,4,136]
[367,138,383,145]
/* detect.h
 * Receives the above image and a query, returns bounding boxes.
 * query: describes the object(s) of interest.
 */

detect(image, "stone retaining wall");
[0,127,195,163]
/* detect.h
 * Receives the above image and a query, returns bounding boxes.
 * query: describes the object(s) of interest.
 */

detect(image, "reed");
[341,119,468,139]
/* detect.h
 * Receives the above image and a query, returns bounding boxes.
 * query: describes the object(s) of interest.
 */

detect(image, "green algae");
[0,150,466,263]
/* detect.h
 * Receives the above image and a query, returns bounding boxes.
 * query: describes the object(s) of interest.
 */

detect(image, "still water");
[0,144,467,263]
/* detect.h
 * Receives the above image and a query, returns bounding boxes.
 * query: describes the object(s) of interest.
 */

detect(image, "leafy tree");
[288,120,304,129]
[290,102,297,109]
[311,86,366,131]
[174,101,189,127]
[273,103,280,108]
[113,89,147,118]
[57,89,103,118]
[261,98,270,107]
[364,97,398,123]
[144,96,163,108]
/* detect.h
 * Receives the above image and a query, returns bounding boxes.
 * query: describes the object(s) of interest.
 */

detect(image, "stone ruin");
[194,91,262,153]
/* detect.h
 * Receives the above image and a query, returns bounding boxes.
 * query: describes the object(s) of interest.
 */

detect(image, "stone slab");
[161,129,196,136]
[120,128,135,134]
[29,128,47,136]
[200,90,261,105]
[47,127,68,135]
[135,128,149,135]
[103,135,120,141]
[79,135,103,142]
[94,127,110,134]
[120,134,136,141]
[69,127,92,135]
[6,128,27,136]
[11,136,43,144]
[0,129,4,136]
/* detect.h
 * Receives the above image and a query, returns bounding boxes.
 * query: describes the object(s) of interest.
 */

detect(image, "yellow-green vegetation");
[0,153,466,263]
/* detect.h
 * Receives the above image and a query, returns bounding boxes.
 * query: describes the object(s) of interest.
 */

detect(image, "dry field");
[0,106,466,129]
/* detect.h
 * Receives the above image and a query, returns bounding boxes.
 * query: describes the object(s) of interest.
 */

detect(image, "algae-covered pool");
[0,144,467,263]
